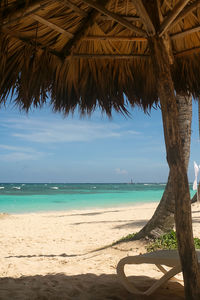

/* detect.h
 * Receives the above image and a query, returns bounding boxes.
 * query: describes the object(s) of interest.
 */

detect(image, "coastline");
[0,199,160,215]
[1,201,198,299]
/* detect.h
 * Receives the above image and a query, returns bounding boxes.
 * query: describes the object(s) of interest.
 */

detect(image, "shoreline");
[1,202,199,299]
[1,200,160,216]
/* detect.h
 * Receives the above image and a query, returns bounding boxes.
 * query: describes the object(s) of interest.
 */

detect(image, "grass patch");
[112,233,136,246]
[112,230,200,251]
[147,230,200,252]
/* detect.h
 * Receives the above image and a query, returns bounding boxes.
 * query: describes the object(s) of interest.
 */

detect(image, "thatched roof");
[0,0,200,115]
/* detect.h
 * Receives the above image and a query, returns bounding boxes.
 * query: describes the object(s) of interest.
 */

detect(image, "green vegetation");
[112,230,200,252]
[112,233,136,245]
[147,230,200,252]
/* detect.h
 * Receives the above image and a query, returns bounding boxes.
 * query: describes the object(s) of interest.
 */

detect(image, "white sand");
[1,202,199,299]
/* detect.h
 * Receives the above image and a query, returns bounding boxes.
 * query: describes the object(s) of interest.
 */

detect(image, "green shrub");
[194,237,200,249]
[112,233,136,245]
[147,230,200,252]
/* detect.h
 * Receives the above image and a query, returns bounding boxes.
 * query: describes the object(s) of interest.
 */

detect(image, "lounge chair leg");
[156,264,182,282]
[117,258,146,295]
[145,265,182,295]
[117,257,182,296]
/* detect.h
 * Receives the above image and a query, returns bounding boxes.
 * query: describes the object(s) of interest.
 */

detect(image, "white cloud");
[0,144,45,161]
[0,152,40,161]
[115,168,128,175]
[0,144,35,153]
[3,118,122,143]
[126,130,140,135]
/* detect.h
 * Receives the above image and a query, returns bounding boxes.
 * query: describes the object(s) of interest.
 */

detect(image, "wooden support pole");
[171,26,200,40]
[175,46,200,57]
[67,53,148,59]
[159,0,190,36]
[31,14,73,38]
[1,0,51,27]
[81,0,146,36]
[1,0,87,29]
[62,0,109,57]
[169,0,200,30]
[1,27,62,59]
[131,0,155,35]
[60,0,87,17]
[98,15,140,22]
[83,35,147,42]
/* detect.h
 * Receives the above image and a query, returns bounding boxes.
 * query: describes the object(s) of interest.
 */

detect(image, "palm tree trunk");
[149,35,200,300]
[134,93,192,239]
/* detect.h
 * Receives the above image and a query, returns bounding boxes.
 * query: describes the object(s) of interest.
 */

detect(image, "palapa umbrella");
[1,0,200,298]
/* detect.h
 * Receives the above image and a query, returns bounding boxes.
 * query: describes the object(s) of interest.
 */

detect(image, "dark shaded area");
[0,273,184,300]
[70,219,147,229]
[44,210,123,218]
[69,210,121,216]
[113,220,147,230]
[191,190,199,204]
[5,253,79,259]
[191,211,200,214]
[71,219,137,226]
[191,217,200,224]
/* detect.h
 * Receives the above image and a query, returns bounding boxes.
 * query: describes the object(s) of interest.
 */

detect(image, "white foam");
[0,187,4,189]
[51,187,59,190]
[12,186,21,190]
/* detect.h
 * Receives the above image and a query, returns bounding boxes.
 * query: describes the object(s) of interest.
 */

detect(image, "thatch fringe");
[0,0,200,115]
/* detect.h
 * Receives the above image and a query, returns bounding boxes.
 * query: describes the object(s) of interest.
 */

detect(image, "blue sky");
[0,100,199,183]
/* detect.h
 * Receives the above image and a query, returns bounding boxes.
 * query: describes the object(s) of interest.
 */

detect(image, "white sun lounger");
[117,249,200,296]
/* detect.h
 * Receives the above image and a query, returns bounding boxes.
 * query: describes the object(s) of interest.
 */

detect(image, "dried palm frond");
[0,0,199,116]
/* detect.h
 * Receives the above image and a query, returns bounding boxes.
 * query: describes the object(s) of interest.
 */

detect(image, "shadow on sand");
[113,220,147,229]
[0,273,184,300]
[70,220,147,228]
[44,210,124,218]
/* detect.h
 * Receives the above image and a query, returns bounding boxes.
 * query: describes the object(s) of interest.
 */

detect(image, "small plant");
[112,233,136,245]
[194,237,200,249]
[147,230,200,252]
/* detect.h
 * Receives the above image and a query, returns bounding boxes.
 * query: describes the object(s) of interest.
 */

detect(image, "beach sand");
[0,202,199,299]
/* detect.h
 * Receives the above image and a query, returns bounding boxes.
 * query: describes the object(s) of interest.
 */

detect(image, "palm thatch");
[0,0,200,115]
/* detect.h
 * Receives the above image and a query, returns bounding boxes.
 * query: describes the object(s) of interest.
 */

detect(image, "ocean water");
[0,183,196,214]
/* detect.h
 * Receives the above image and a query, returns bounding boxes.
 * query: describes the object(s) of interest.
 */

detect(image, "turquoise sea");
[0,183,196,214]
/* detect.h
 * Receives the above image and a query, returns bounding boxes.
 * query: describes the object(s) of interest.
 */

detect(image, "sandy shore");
[0,202,199,299]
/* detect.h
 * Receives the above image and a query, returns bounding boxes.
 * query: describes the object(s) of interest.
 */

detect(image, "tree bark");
[133,93,192,240]
[149,35,200,300]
